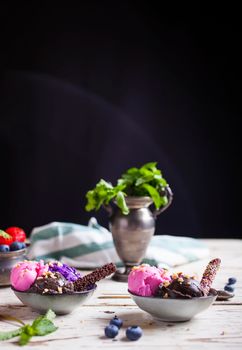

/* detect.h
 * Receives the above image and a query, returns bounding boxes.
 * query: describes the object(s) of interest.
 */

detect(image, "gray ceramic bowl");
[129,290,217,322]
[0,249,28,287]
[12,285,97,315]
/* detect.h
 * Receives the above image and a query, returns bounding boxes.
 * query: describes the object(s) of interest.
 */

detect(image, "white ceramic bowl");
[12,285,97,315]
[129,290,217,322]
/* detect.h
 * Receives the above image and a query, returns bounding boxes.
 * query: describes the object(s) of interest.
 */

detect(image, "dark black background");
[0,3,241,237]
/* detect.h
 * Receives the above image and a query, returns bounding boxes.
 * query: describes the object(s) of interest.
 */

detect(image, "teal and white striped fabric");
[27,218,209,269]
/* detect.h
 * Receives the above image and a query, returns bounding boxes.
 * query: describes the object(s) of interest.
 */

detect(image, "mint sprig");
[85,162,169,215]
[0,309,58,346]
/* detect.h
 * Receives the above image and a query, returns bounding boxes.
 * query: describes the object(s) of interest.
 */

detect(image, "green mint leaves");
[0,309,58,346]
[85,162,169,215]
[0,327,23,341]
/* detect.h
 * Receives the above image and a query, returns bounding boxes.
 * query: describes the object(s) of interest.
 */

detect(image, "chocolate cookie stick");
[200,258,221,296]
[73,263,116,291]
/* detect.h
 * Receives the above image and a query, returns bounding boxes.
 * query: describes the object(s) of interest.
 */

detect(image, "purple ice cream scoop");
[48,262,81,282]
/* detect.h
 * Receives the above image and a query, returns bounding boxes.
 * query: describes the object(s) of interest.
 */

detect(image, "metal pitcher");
[105,186,173,282]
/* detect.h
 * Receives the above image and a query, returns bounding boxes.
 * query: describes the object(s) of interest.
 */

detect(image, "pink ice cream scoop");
[128,264,171,297]
[10,260,48,291]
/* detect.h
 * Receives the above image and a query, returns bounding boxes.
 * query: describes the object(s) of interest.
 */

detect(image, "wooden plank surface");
[0,239,241,349]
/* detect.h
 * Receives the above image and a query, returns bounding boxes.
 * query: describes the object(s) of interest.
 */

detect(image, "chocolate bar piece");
[73,263,116,291]
[200,258,221,296]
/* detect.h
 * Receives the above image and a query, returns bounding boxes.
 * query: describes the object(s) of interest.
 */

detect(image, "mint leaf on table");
[19,329,33,346]
[0,327,23,341]
[44,309,56,322]
[0,309,58,346]
[32,318,58,336]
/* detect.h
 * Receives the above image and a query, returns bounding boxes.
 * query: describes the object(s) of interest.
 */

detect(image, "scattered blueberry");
[10,241,24,251]
[0,244,10,252]
[104,325,119,338]
[228,277,237,285]
[224,284,235,293]
[110,316,123,329]
[126,326,143,341]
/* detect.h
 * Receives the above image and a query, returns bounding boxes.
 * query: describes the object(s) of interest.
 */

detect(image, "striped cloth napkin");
[27,218,209,269]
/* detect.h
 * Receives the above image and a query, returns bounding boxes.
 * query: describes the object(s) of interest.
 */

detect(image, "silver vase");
[105,186,173,282]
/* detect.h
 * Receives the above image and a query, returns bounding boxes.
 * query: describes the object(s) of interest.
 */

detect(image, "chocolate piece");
[73,263,116,291]
[28,271,74,295]
[200,258,221,296]
[157,275,204,299]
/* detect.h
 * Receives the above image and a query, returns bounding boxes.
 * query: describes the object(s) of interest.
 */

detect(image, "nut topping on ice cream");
[157,274,204,299]
[28,271,74,294]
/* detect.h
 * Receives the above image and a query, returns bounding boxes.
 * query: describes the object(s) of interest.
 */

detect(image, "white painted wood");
[0,239,241,349]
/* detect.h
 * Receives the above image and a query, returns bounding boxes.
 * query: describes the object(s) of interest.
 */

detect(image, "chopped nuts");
[163,281,171,287]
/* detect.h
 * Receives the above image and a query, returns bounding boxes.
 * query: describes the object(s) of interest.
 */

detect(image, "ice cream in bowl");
[128,259,220,322]
[10,260,116,315]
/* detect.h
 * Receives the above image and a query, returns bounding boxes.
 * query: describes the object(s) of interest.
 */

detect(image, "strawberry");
[0,230,14,245]
[5,226,26,242]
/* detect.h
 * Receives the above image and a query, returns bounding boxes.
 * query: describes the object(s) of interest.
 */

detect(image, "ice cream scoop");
[10,260,48,291]
[48,262,81,282]
[156,258,221,299]
[28,271,74,294]
[157,273,204,299]
[128,264,171,297]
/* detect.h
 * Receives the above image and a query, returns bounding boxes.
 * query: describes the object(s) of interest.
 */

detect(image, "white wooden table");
[0,239,242,349]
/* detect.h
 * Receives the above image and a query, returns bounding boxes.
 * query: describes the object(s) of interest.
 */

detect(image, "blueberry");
[110,315,123,329]
[104,325,119,338]
[0,244,10,252]
[126,326,143,341]
[10,241,23,251]
[224,284,235,293]
[228,277,237,285]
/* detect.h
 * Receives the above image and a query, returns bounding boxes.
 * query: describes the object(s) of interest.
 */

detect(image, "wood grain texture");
[0,239,241,349]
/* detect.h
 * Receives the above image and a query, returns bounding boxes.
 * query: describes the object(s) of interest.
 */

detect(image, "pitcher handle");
[152,185,173,219]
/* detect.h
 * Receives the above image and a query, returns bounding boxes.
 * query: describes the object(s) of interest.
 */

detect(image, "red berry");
[0,230,14,245]
[5,227,26,242]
